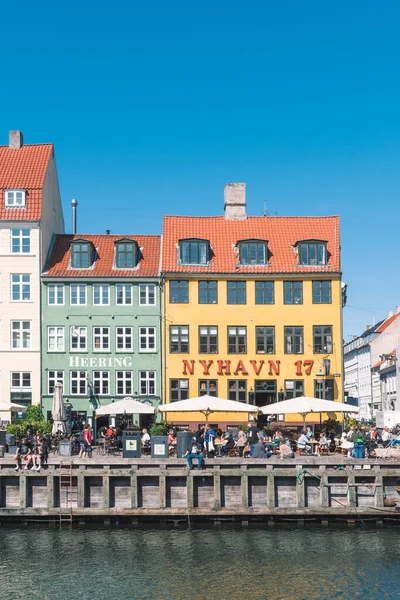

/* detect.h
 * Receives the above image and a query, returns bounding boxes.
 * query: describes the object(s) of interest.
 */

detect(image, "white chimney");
[396,306,400,314]
[9,130,23,149]
[388,310,394,318]
[224,183,246,220]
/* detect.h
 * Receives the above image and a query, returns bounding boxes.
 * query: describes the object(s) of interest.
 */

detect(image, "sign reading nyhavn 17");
[69,356,133,368]
[182,359,315,376]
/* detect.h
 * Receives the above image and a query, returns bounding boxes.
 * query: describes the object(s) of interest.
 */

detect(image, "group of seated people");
[14,429,48,472]
[99,425,123,452]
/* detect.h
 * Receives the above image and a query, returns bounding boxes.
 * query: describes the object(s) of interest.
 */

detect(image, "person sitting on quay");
[297,431,312,455]
[279,438,295,460]
[252,438,272,459]
[220,432,235,456]
[185,437,205,470]
[14,437,33,471]
[32,432,47,472]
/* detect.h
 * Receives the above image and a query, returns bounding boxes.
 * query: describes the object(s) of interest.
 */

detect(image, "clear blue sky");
[2,1,399,337]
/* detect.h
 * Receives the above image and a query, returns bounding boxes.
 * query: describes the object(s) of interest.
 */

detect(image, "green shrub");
[150,420,170,436]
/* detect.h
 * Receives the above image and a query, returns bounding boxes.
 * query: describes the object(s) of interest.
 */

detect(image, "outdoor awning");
[95,398,154,416]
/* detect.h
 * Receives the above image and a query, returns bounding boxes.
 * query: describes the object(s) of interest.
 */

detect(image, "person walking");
[82,424,93,458]
[247,421,260,457]
[236,426,247,458]
[352,427,365,459]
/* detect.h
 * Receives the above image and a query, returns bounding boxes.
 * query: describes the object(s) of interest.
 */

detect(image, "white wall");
[40,151,65,268]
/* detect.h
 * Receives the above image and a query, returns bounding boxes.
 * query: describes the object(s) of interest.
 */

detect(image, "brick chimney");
[9,130,23,149]
[224,183,246,220]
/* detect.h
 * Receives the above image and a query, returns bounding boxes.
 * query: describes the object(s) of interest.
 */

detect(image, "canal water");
[0,525,398,600]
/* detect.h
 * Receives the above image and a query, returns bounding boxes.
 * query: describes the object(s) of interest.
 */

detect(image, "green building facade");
[41,234,162,433]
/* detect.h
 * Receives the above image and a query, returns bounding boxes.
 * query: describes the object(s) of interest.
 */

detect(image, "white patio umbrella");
[160,394,257,422]
[52,382,66,435]
[0,400,27,412]
[259,396,359,429]
[95,397,155,416]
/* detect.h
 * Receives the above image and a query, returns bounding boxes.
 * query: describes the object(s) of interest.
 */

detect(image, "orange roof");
[0,143,53,221]
[44,234,161,278]
[161,215,340,274]
[375,313,400,333]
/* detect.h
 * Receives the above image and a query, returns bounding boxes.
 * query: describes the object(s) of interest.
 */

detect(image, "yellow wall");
[162,276,343,426]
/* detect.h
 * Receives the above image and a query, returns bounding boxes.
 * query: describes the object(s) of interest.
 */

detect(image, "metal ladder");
[59,463,74,524]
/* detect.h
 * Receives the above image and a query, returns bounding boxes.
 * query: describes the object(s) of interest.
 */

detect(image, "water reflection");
[0,526,398,600]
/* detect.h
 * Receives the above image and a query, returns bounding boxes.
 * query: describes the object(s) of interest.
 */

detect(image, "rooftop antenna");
[262,199,278,217]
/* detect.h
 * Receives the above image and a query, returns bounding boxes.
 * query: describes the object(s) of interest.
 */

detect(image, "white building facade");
[0,131,64,419]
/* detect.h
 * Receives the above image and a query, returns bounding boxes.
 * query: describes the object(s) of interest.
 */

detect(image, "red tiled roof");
[375,313,400,333]
[372,349,396,369]
[161,215,340,274]
[0,143,53,221]
[44,234,161,278]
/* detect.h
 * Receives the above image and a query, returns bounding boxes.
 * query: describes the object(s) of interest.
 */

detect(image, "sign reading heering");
[69,356,133,368]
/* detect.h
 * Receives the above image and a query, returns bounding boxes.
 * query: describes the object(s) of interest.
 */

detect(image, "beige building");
[0,131,64,420]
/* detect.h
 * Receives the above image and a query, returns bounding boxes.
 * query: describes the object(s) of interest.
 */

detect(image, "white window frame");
[10,372,32,405]
[70,284,87,305]
[116,284,133,305]
[48,371,64,395]
[48,284,64,306]
[70,326,87,352]
[93,284,110,306]
[11,321,31,349]
[116,326,133,352]
[70,370,87,395]
[116,371,133,396]
[93,371,110,395]
[11,228,31,253]
[139,283,156,306]
[139,327,156,353]
[48,326,65,352]
[5,189,26,208]
[139,371,156,396]
[93,326,110,352]
[11,274,31,302]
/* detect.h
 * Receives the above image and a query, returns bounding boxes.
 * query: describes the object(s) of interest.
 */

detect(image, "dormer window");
[115,239,138,269]
[180,239,209,265]
[239,240,268,265]
[5,189,26,208]
[298,240,327,266]
[70,240,93,269]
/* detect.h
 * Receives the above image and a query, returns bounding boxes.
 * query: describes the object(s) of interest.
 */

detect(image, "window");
[93,327,110,351]
[48,326,65,351]
[198,281,218,304]
[180,239,209,265]
[11,228,30,253]
[70,326,87,351]
[116,284,133,305]
[11,321,31,349]
[254,380,276,406]
[116,327,133,351]
[139,327,156,352]
[115,241,137,268]
[314,379,334,401]
[70,371,87,395]
[93,284,109,305]
[93,371,110,395]
[170,326,189,353]
[228,326,247,353]
[299,241,327,266]
[255,281,274,304]
[228,380,247,402]
[199,326,218,353]
[170,379,189,402]
[170,280,188,303]
[5,190,26,208]
[48,284,64,305]
[227,281,246,304]
[199,380,218,396]
[11,372,31,406]
[11,274,31,301]
[116,371,133,395]
[48,371,64,395]
[139,283,156,305]
[284,326,303,354]
[239,241,268,265]
[283,281,303,304]
[256,326,275,354]
[140,371,156,396]
[313,326,333,354]
[284,380,304,399]
[70,284,87,305]
[71,242,91,268]
[312,281,331,304]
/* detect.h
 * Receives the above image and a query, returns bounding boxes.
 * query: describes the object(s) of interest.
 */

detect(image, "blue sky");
[1,1,399,337]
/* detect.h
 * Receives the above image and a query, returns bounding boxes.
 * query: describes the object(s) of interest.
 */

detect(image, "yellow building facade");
[161,184,343,429]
